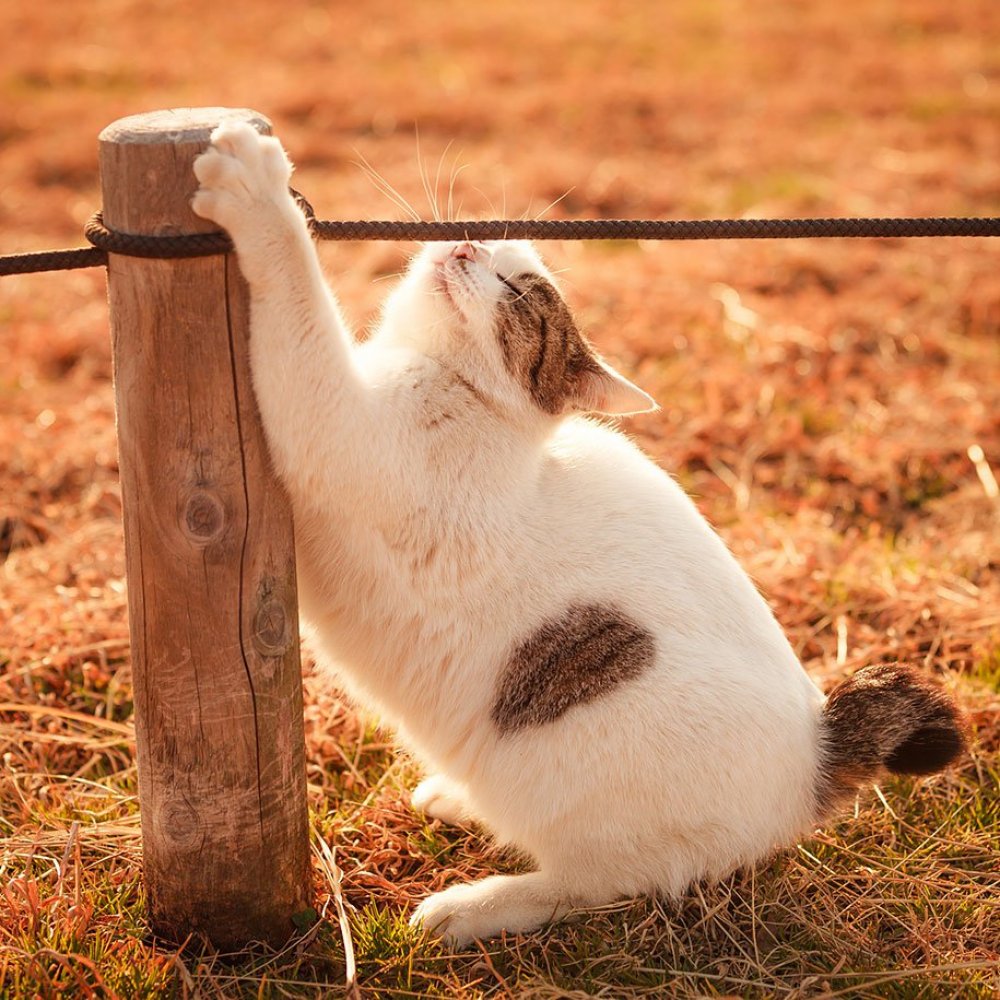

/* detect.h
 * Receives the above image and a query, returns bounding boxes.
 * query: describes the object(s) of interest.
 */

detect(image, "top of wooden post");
[99,107,270,145]
[98,108,271,237]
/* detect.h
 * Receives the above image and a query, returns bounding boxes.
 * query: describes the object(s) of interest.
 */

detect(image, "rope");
[311,216,1000,242]
[84,213,233,259]
[2,195,998,276]
[1,246,108,275]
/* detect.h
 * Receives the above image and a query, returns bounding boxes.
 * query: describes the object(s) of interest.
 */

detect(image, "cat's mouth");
[433,258,464,306]
[433,241,519,311]
[433,242,482,310]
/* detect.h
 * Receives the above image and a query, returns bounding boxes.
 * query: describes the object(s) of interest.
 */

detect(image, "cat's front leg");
[192,123,369,500]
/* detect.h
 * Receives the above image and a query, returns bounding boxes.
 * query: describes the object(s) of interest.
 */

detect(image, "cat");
[192,122,968,946]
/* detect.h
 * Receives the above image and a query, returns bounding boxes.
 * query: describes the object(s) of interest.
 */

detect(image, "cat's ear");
[571,358,658,415]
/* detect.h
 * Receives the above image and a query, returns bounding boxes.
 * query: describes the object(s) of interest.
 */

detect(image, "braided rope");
[0,247,108,275]
[313,216,1000,242]
[84,213,233,258]
[1,198,998,276]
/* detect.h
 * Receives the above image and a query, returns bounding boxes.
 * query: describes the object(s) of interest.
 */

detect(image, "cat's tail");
[815,664,968,817]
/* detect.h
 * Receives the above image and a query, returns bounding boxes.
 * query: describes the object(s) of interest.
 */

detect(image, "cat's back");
[526,417,819,700]
[529,418,747,610]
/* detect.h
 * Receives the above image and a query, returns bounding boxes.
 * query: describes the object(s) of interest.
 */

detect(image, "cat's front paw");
[409,873,570,946]
[192,121,296,237]
[409,882,491,946]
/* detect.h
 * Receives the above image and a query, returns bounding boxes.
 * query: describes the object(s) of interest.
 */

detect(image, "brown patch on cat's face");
[491,603,655,735]
[494,275,602,414]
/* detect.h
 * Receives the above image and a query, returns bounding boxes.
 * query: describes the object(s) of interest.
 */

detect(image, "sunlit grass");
[1,690,997,997]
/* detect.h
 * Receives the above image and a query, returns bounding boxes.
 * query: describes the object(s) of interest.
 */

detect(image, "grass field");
[1,0,999,996]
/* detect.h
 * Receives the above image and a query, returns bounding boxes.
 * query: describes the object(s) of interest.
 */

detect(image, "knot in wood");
[253,597,292,658]
[181,490,226,544]
[157,800,204,853]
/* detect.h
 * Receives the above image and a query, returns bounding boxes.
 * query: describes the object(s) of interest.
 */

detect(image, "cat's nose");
[451,241,488,262]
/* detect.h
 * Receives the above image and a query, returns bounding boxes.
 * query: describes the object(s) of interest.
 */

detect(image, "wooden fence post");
[99,108,311,948]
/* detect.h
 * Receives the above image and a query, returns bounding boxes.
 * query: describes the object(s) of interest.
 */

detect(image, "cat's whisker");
[414,126,441,222]
[533,186,576,221]
[472,185,500,221]
[364,173,420,222]
[371,271,407,285]
[447,160,470,223]
[546,268,576,292]
[433,140,456,224]
[496,187,513,241]
[351,149,421,222]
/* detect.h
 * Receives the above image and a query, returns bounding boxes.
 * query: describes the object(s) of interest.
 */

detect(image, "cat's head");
[380,240,656,419]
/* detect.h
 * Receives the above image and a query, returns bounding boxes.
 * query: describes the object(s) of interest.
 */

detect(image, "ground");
[1,0,999,996]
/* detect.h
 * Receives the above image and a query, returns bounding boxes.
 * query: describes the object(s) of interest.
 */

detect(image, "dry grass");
[2,0,999,996]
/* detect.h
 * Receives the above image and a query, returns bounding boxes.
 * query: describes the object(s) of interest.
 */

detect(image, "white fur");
[193,123,827,946]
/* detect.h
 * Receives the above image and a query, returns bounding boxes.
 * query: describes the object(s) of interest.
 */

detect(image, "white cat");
[192,122,967,946]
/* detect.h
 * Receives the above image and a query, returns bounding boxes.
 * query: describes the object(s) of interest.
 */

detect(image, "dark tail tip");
[885,723,967,775]
[817,664,968,816]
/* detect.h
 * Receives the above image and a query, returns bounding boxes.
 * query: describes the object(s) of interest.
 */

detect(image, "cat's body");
[192,123,966,944]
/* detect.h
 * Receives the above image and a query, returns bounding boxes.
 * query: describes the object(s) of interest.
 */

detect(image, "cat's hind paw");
[411,774,472,826]
[191,121,296,235]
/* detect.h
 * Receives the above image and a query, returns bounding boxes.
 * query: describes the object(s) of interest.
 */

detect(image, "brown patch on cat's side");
[816,664,968,817]
[495,275,602,414]
[492,603,655,735]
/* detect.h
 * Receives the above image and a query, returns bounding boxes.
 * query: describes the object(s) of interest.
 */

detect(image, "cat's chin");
[431,259,453,290]
[432,259,475,320]
[429,261,448,294]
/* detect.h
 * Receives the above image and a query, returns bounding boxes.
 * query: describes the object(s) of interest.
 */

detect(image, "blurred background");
[3,0,997,657]
[1,0,998,995]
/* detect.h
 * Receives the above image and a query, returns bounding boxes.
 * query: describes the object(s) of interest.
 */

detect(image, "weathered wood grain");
[100,108,311,948]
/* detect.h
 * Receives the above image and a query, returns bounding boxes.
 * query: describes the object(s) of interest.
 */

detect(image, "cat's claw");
[409,885,470,945]
[191,121,295,236]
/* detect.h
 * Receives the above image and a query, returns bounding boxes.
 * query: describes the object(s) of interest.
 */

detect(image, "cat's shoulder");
[543,416,679,500]
[549,416,654,469]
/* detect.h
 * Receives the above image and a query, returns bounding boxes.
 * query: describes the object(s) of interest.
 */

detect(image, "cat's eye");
[497,273,521,295]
